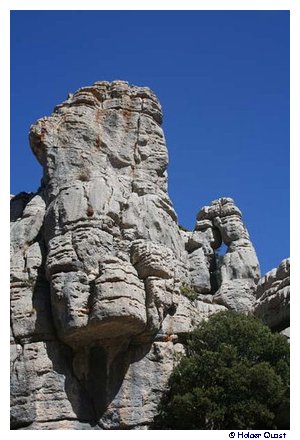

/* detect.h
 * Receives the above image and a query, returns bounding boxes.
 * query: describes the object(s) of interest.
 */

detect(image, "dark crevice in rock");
[11,420,34,430]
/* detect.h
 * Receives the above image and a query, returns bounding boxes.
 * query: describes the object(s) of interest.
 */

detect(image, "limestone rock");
[213,279,257,312]
[131,240,176,280]
[22,421,102,430]
[11,80,283,430]
[98,342,185,429]
[10,192,54,344]
[143,276,180,335]
[10,193,46,283]
[11,81,192,429]
[196,198,260,311]
[188,247,211,293]
[28,80,188,349]
[10,340,94,429]
[253,258,290,331]
[185,219,221,295]
[161,296,226,338]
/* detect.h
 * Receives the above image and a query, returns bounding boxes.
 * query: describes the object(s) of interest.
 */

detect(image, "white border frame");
[2,1,299,438]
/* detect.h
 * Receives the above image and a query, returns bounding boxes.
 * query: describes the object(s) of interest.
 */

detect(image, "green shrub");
[152,311,290,430]
[180,282,198,301]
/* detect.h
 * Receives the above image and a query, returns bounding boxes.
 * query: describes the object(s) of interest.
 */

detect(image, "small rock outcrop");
[188,197,261,312]
[10,80,289,430]
[253,258,290,333]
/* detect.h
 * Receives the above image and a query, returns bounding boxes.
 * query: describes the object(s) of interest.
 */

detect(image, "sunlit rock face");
[183,197,260,312]
[11,81,287,430]
[253,258,290,332]
[29,80,187,346]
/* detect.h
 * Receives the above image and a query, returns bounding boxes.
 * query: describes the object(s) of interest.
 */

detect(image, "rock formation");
[189,197,261,312]
[253,258,290,334]
[10,80,289,430]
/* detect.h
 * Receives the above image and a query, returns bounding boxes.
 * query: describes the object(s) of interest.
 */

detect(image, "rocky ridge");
[10,80,290,430]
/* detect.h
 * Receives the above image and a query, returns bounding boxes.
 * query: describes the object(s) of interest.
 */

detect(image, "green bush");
[180,282,198,301]
[152,311,289,430]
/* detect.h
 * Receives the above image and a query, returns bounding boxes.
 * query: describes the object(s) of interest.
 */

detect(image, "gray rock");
[213,279,257,312]
[188,247,211,293]
[10,192,54,344]
[21,421,102,430]
[10,340,94,429]
[11,81,192,429]
[161,296,226,337]
[196,198,260,312]
[253,258,290,331]
[11,80,284,430]
[185,220,221,295]
[97,342,185,429]
[28,81,188,347]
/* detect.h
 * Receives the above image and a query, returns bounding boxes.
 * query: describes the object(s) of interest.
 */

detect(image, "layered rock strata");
[253,258,290,333]
[187,197,261,312]
[10,80,285,430]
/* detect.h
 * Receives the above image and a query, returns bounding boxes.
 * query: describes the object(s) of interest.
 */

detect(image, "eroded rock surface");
[29,80,187,348]
[253,258,290,332]
[183,197,260,312]
[10,80,287,430]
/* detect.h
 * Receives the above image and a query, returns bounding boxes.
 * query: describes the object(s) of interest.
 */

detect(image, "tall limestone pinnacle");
[10,80,289,430]
[29,80,188,347]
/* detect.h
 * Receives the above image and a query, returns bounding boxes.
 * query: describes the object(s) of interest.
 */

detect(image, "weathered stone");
[10,194,45,252]
[28,81,188,349]
[196,198,260,311]
[131,240,176,280]
[90,258,147,339]
[10,340,94,429]
[10,192,54,344]
[213,279,257,312]
[143,276,180,335]
[11,80,286,430]
[10,192,34,222]
[21,421,102,430]
[253,258,290,331]
[11,81,192,429]
[188,247,211,293]
[98,342,185,429]
[161,295,226,337]
[185,219,221,295]
[10,194,46,285]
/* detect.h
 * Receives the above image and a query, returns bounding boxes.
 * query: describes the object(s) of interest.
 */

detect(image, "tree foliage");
[152,311,289,430]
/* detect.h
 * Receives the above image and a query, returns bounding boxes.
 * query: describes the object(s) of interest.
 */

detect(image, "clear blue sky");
[10,10,289,275]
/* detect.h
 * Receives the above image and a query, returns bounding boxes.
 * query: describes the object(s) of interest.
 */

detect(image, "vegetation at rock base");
[151,311,290,430]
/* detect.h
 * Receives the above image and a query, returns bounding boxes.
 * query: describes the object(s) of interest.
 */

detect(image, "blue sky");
[10,10,289,275]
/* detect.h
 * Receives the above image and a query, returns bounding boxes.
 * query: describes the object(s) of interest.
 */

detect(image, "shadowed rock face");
[10,80,287,430]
